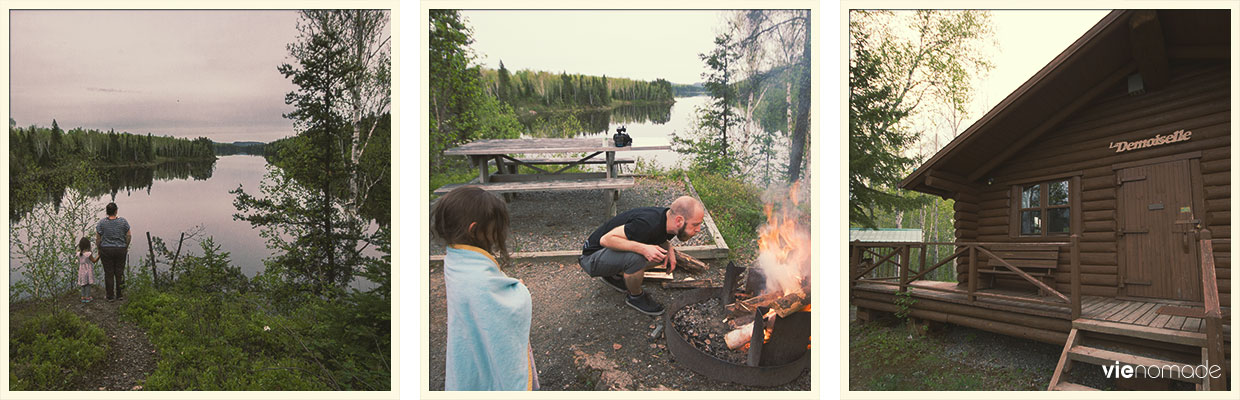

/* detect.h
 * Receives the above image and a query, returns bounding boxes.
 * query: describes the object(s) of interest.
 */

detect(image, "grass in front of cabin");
[849,319,1050,390]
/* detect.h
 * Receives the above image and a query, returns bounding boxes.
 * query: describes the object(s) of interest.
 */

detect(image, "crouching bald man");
[578,196,705,315]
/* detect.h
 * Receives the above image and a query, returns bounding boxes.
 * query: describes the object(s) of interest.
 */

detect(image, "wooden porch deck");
[853,280,1231,339]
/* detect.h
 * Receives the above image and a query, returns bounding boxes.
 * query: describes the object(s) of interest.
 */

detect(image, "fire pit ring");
[664,288,810,387]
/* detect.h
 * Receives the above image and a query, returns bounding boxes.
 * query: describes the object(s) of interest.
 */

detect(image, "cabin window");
[1014,179,1071,237]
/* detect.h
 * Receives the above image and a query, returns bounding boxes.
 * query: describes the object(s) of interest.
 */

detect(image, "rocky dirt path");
[64,289,158,391]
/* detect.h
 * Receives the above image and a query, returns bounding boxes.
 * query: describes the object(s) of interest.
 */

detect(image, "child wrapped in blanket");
[431,186,539,390]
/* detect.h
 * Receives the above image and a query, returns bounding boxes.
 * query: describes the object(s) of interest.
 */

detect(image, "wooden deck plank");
[853,281,1233,347]
[1080,297,1115,314]
[1108,301,1146,322]
[1101,302,1135,321]
[1080,299,1114,318]
[1072,319,1207,347]
[1181,317,1202,333]
[1149,313,1173,329]
[1163,315,1187,330]
[1086,299,1127,317]
[1132,303,1163,326]
[1088,299,1129,319]
[1120,302,1158,324]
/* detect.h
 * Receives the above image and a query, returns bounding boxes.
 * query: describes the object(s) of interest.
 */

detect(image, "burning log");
[725,322,755,349]
[772,291,809,318]
[662,279,716,289]
[725,286,810,319]
[725,309,776,350]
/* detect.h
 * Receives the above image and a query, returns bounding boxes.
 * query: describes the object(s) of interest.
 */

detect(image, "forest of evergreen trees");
[480,65,674,109]
[9,119,215,175]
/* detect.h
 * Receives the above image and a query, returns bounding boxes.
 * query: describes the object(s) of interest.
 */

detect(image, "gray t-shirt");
[96,217,131,248]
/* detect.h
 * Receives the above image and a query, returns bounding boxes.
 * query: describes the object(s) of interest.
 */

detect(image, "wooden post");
[146,232,157,284]
[968,245,977,302]
[1197,228,1226,391]
[170,232,185,276]
[1070,234,1081,320]
[918,244,928,281]
[478,156,491,183]
[849,242,861,293]
[898,245,910,293]
[607,189,617,217]
[606,151,616,178]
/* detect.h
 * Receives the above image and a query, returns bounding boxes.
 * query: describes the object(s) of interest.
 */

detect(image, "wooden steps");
[1049,319,1224,391]
[1073,318,1206,347]
[1051,381,1098,391]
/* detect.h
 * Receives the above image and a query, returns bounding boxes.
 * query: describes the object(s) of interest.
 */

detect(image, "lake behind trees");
[9,155,271,288]
[521,95,707,168]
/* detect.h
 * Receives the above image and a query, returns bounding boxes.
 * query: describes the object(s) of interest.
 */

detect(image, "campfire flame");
[755,181,811,297]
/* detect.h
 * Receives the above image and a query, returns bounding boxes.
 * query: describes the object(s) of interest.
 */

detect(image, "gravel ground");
[427,258,810,391]
[430,177,716,255]
[428,177,810,390]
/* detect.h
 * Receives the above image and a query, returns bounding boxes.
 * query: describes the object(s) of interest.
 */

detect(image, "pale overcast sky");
[9,10,301,143]
[460,10,730,84]
[966,10,1112,130]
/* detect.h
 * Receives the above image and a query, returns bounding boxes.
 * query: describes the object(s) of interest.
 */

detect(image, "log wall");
[951,63,1229,303]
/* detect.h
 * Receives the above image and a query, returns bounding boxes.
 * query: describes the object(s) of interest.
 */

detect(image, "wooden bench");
[489,157,634,166]
[487,157,635,176]
[978,244,1061,296]
[433,177,636,216]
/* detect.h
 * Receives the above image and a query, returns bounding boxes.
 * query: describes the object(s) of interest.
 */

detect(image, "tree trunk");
[787,14,810,182]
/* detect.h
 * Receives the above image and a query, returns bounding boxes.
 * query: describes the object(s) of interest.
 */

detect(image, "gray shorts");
[578,248,650,277]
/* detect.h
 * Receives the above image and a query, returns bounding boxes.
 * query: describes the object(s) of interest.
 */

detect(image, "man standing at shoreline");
[578,196,705,315]
[96,202,131,302]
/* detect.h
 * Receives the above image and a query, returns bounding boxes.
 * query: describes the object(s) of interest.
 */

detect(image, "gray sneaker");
[625,292,665,316]
[601,275,628,294]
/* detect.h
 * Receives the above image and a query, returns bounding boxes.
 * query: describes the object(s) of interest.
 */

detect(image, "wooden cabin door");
[1118,159,1201,301]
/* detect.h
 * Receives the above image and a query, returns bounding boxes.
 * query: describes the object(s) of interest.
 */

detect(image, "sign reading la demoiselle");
[1108,129,1192,153]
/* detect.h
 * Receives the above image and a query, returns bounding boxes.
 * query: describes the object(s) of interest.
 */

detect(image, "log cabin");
[850,9,1232,391]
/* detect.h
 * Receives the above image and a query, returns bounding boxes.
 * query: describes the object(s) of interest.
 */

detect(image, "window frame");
[1007,173,1082,240]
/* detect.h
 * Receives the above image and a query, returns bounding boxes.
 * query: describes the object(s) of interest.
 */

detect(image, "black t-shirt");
[582,207,675,256]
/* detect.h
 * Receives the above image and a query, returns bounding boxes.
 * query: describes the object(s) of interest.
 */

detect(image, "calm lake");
[9,155,273,288]
[521,95,708,167]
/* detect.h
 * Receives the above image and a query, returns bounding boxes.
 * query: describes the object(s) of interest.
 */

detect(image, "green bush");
[120,238,389,390]
[9,310,108,390]
[687,171,765,259]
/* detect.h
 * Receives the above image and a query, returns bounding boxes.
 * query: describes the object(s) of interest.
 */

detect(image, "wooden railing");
[1196,229,1227,391]
[850,237,1082,318]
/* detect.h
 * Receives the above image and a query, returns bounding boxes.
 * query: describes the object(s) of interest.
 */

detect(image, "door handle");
[1118,230,1147,236]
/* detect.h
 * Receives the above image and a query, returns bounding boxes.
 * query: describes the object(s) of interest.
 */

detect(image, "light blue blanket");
[444,245,536,390]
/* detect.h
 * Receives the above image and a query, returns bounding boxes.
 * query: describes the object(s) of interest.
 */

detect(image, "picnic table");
[436,137,671,216]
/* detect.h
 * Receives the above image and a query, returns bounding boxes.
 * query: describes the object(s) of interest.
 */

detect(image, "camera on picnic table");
[613,126,632,147]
